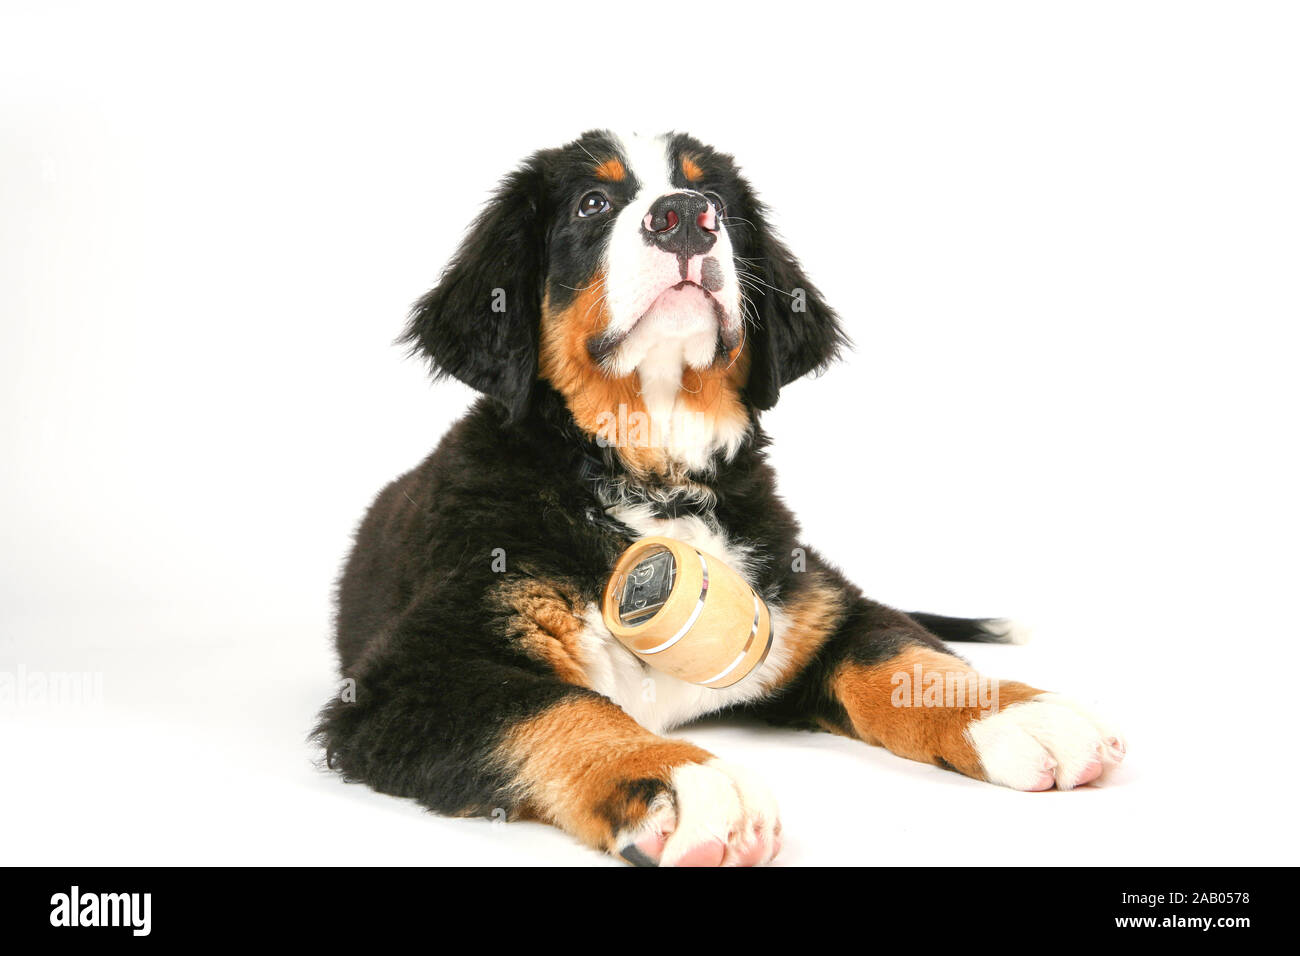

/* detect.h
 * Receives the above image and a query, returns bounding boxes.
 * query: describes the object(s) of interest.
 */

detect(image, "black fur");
[401,159,547,423]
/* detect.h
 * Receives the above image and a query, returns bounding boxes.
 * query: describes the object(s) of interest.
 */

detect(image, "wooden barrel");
[601,536,773,688]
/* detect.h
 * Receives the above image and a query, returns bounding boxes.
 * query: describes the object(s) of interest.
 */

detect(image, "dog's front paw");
[965,693,1127,791]
[616,759,781,867]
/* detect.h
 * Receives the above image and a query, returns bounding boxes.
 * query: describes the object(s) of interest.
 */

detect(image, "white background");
[2,1,1297,866]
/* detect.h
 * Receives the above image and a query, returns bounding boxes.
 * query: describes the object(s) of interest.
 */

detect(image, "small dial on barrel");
[615,545,676,626]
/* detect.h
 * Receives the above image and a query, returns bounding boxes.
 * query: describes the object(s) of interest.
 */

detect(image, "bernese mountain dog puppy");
[315,130,1126,867]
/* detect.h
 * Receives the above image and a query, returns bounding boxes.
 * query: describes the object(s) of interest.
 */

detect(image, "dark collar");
[577,452,715,520]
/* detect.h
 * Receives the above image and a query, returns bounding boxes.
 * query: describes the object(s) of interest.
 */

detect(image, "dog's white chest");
[578,505,792,733]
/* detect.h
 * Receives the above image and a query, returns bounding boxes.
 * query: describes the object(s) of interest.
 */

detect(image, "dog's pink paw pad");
[670,839,727,867]
[1069,760,1105,787]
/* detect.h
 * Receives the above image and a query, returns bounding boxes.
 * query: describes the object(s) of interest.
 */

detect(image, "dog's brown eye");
[578,191,611,217]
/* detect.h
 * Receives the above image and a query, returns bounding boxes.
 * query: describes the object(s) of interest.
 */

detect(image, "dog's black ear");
[735,195,848,411]
[401,157,548,423]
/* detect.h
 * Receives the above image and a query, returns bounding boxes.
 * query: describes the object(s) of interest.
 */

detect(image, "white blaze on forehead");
[611,130,677,204]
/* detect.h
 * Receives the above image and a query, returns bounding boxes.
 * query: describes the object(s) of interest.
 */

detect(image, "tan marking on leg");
[769,573,850,688]
[499,696,712,850]
[832,646,1044,780]
[494,578,589,686]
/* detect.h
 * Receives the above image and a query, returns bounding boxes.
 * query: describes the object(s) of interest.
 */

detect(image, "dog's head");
[403,130,845,462]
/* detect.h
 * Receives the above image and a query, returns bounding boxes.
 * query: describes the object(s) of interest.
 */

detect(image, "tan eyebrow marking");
[594,157,626,181]
[681,155,704,181]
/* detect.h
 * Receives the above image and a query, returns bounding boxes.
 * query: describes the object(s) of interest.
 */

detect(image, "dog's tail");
[907,612,1032,645]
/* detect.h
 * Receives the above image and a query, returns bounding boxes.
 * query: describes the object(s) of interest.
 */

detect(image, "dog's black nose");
[641,192,717,258]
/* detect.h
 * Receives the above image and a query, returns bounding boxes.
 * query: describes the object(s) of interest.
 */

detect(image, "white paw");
[617,759,781,867]
[965,693,1126,791]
